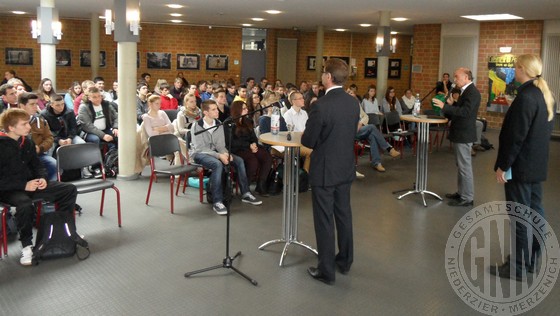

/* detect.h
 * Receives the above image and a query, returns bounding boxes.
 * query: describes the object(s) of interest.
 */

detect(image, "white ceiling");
[0,0,558,34]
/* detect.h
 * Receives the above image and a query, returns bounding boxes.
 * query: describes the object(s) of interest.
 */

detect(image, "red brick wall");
[411,24,441,110]
[476,20,543,128]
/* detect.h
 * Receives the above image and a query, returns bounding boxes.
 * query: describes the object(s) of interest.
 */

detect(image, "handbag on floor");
[32,211,89,264]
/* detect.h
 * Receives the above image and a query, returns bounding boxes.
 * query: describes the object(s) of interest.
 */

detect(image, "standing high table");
[397,114,448,206]
[258,132,317,266]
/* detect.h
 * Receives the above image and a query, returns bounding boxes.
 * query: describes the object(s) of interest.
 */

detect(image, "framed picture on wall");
[330,56,350,65]
[177,54,200,70]
[206,55,228,71]
[56,49,71,67]
[114,51,140,68]
[388,58,401,79]
[364,58,377,78]
[307,56,328,71]
[5,48,33,65]
[147,52,172,69]
[80,50,106,67]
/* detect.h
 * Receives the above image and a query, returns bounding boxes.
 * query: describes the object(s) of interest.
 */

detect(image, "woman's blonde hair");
[515,54,555,121]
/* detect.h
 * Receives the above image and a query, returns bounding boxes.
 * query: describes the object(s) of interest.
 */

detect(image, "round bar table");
[258,132,317,266]
[398,114,448,206]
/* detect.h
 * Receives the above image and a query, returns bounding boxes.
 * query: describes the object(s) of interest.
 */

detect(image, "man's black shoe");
[448,199,473,207]
[307,267,334,285]
[490,261,525,282]
[336,264,350,275]
[445,192,461,200]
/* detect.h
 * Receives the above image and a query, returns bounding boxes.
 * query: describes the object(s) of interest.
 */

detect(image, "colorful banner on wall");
[487,55,517,113]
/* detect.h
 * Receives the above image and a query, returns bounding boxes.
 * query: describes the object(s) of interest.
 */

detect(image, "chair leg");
[100,190,106,216]
[199,171,204,203]
[175,175,181,196]
[146,174,155,205]
[112,186,122,227]
[1,207,7,258]
[35,202,43,228]
[182,175,188,194]
[170,176,175,214]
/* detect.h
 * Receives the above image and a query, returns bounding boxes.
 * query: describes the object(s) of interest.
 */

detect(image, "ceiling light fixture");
[166,4,184,9]
[12,11,26,15]
[360,24,372,27]
[170,20,182,23]
[392,17,408,22]
[335,29,346,32]
[391,31,398,34]
[265,10,282,14]
[461,14,523,21]
[251,18,264,21]
[242,23,253,27]
[170,13,182,17]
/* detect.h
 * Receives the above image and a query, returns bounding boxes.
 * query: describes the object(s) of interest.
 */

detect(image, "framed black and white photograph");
[388,58,402,79]
[115,51,140,68]
[147,52,171,69]
[56,49,71,67]
[364,58,378,78]
[5,48,33,65]
[177,54,200,70]
[80,50,106,67]
[206,54,228,71]
[307,56,328,71]
[330,56,350,66]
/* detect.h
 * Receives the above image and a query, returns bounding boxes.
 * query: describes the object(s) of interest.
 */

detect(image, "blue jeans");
[193,153,250,204]
[39,154,57,181]
[356,125,390,166]
[85,129,117,150]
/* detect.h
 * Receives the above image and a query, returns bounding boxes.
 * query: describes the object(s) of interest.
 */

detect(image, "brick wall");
[411,24,441,110]
[476,20,543,129]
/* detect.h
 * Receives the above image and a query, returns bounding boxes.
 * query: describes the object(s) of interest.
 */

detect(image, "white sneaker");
[20,245,33,266]
[241,193,262,205]
[355,171,365,179]
[213,202,227,215]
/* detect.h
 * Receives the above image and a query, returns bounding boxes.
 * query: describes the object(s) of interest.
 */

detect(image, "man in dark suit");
[301,58,360,285]
[433,67,480,206]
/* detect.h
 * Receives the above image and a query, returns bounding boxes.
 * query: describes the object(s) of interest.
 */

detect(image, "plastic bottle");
[413,93,421,117]
[271,106,280,135]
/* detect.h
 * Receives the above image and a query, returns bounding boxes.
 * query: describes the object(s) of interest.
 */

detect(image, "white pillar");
[315,25,324,81]
[377,11,391,105]
[38,0,57,88]
[90,13,100,78]
[116,42,138,179]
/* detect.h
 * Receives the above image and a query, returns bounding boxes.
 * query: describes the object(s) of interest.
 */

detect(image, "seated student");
[0,108,78,266]
[142,95,174,137]
[18,93,57,181]
[226,101,272,196]
[77,87,118,148]
[213,89,230,123]
[136,82,150,125]
[282,91,312,173]
[159,83,178,110]
[191,100,262,215]
[173,93,201,142]
[258,91,287,154]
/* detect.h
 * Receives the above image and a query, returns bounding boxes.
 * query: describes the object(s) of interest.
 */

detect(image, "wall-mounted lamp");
[105,9,114,35]
[31,20,40,39]
[52,21,62,40]
[390,37,397,53]
[128,10,141,36]
[376,36,384,52]
[499,46,512,53]
[31,19,62,40]
[31,7,62,43]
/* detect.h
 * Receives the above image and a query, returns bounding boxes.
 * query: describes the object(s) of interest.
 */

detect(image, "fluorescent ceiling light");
[392,17,408,22]
[170,20,182,23]
[461,14,523,21]
[242,23,253,27]
[251,18,264,21]
[265,10,282,14]
[166,4,183,9]
[335,29,346,32]
[391,31,398,34]
[12,11,26,15]
[360,24,371,27]
[170,13,182,17]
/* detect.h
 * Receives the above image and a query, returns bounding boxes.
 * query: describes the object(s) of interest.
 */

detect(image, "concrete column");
[90,13,100,79]
[113,0,140,180]
[116,42,138,179]
[315,25,324,81]
[38,0,57,87]
[376,11,391,105]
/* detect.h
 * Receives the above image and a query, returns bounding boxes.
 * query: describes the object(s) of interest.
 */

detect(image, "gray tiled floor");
[1,129,559,315]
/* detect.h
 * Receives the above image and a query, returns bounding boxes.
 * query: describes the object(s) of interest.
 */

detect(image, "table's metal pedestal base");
[258,146,317,266]
[398,189,442,207]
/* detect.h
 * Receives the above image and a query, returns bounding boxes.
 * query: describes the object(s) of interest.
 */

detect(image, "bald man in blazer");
[301,58,360,285]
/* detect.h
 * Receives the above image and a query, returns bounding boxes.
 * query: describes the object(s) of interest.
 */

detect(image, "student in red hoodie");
[159,83,178,110]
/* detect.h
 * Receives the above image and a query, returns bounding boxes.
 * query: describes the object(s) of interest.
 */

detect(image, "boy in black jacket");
[0,108,77,266]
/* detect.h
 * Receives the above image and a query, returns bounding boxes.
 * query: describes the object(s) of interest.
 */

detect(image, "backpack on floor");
[32,211,89,264]
[104,148,119,178]
[480,135,494,150]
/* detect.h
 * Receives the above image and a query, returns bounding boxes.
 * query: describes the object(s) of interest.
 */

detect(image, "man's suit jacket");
[301,88,360,187]
[494,80,554,183]
[442,83,481,143]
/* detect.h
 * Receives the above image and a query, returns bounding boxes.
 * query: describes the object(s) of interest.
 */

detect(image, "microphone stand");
[184,104,277,286]
[421,86,437,103]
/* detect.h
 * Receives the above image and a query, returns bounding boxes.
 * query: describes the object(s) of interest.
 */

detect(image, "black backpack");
[104,148,119,178]
[32,211,89,264]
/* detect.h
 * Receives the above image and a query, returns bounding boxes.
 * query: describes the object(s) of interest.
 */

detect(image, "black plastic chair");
[145,134,201,214]
[163,109,179,123]
[384,111,415,158]
[56,143,122,227]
